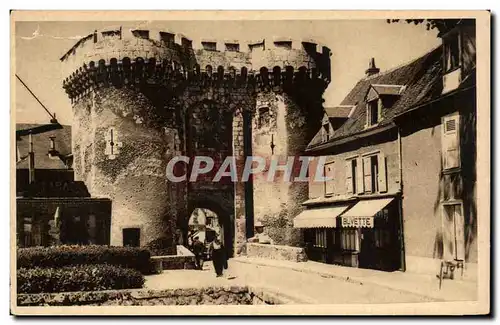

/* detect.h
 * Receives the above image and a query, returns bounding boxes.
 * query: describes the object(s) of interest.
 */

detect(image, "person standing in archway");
[209,237,227,277]
[191,236,205,270]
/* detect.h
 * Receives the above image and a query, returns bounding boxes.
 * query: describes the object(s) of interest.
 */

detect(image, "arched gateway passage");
[187,193,234,256]
[181,96,254,257]
[188,208,223,245]
[60,28,330,256]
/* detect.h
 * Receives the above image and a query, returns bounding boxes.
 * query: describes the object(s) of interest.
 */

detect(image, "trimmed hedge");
[17,245,151,273]
[145,237,177,256]
[17,264,145,294]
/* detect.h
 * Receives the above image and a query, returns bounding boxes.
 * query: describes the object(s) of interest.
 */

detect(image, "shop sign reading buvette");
[341,216,374,228]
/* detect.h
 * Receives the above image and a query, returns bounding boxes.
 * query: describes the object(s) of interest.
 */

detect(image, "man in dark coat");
[192,236,205,270]
[209,237,227,277]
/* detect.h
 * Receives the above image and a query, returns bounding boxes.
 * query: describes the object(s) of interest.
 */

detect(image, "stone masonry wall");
[72,87,181,252]
[61,27,331,253]
[17,286,302,306]
[251,92,323,246]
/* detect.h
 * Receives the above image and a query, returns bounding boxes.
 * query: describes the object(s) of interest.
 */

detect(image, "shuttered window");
[377,153,388,193]
[361,153,387,194]
[366,100,380,127]
[356,157,364,194]
[444,32,461,73]
[322,123,331,142]
[362,156,372,193]
[346,158,362,195]
[442,113,460,170]
[442,203,465,261]
[345,159,355,194]
[324,162,335,196]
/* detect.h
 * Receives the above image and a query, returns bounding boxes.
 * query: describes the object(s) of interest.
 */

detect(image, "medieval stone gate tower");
[60,27,331,255]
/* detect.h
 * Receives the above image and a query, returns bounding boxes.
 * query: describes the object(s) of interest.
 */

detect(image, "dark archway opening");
[187,198,234,258]
[187,208,223,257]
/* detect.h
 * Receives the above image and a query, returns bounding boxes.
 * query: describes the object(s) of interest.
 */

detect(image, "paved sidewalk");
[145,260,436,304]
[232,256,478,302]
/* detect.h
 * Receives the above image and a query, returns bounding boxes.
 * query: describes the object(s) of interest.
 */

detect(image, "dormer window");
[364,84,403,128]
[320,111,335,142]
[322,123,331,142]
[367,100,380,126]
[444,31,461,73]
[48,136,60,160]
[441,22,476,94]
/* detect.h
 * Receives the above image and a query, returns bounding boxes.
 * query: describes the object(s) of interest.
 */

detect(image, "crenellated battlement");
[60,27,331,101]
[62,26,331,254]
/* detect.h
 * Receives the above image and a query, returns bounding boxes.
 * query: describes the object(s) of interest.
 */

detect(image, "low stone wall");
[150,245,196,272]
[17,286,301,306]
[246,243,307,262]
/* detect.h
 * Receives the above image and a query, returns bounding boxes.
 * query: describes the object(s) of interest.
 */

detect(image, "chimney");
[365,58,380,77]
[50,113,58,124]
[48,136,61,159]
[49,137,56,151]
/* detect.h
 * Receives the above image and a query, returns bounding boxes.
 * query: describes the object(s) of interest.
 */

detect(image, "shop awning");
[340,198,394,228]
[293,205,350,228]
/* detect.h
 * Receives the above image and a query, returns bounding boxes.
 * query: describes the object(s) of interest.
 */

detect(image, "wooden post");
[28,132,35,184]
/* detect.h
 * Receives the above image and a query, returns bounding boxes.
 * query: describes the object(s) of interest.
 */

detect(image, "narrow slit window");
[202,42,217,51]
[258,106,271,128]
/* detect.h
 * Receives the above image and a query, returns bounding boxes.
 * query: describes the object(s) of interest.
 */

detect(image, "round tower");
[249,38,331,245]
[60,28,189,252]
[60,27,331,254]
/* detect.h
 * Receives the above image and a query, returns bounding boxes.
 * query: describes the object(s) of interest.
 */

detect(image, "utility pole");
[28,131,35,184]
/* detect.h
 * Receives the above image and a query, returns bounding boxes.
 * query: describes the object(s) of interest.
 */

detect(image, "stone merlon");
[60,27,332,101]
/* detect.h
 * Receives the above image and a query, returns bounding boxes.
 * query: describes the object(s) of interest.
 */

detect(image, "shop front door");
[359,229,376,269]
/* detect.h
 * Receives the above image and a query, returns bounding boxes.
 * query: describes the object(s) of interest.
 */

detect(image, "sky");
[14,20,440,125]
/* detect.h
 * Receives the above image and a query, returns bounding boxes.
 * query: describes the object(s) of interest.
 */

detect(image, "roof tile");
[308,46,443,149]
[16,124,72,169]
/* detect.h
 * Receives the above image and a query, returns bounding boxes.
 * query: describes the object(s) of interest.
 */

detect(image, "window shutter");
[442,113,460,169]
[365,104,369,128]
[345,161,353,194]
[308,158,316,192]
[377,153,387,193]
[325,163,335,195]
[363,157,372,193]
[356,157,364,194]
[377,99,383,122]
[454,205,465,261]
[442,205,456,261]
